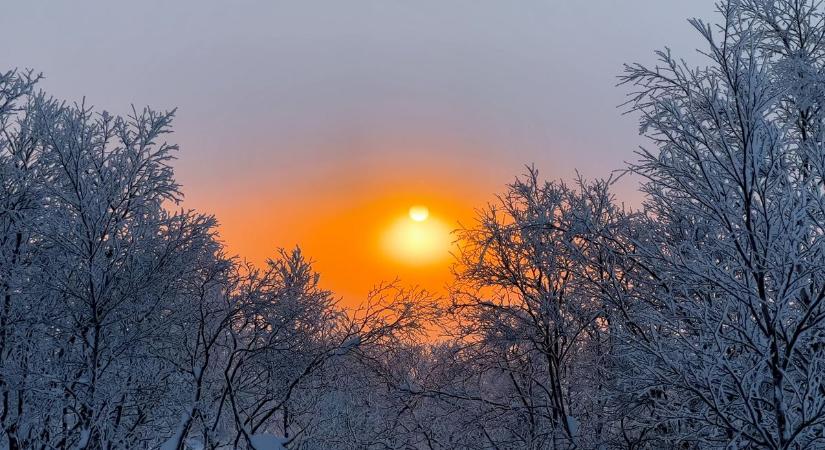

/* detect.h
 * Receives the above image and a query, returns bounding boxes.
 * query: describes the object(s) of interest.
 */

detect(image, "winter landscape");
[3,0,825,449]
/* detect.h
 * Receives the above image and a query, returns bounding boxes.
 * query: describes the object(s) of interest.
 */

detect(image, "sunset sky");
[2,1,716,302]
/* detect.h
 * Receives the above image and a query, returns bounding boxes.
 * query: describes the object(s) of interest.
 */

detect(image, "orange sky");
[175,129,647,305]
[182,135,500,304]
[208,179,484,304]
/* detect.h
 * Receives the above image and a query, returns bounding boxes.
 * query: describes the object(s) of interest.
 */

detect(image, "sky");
[1,1,717,303]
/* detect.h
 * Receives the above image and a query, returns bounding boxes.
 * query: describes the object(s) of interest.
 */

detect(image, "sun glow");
[409,205,429,222]
[382,206,451,266]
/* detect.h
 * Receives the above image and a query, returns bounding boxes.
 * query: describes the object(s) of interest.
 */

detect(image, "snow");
[249,434,288,450]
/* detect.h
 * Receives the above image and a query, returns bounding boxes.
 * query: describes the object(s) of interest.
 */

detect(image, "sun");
[409,205,429,222]
[382,205,451,266]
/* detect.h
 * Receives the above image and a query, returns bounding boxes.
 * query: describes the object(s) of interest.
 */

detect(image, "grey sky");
[2,1,719,247]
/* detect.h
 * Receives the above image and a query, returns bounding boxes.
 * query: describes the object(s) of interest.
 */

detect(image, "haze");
[0,1,717,301]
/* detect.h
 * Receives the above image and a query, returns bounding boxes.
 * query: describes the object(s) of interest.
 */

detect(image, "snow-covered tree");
[443,168,624,449]
[154,251,433,450]
[0,77,221,448]
[0,70,436,450]
[614,1,825,448]
[0,68,47,450]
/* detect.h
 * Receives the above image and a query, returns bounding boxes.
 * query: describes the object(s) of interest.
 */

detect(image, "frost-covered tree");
[154,251,432,450]
[275,285,435,450]
[0,69,430,450]
[0,70,223,448]
[0,68,47,450]
[443,168,624,449]
[615,1,825,448]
